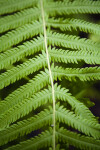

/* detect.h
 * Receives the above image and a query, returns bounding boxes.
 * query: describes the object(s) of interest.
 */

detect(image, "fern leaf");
[49,47,100,65]
[0,0,100,149]
[0,104,99,146]
[0,52,48,89]
[0,36,44,69]
[54,84,98,123]
[0,69,50,115]
[48,18,100,35]
[0,108,53,146]
[46,0,100,16]
[0,21,43,52]
[0,0,37,15]
[0,84,98,130]
[57,127,100,150]
[0,8,40,33]
[2,127,100,150]
[0,82,97,129]
[47,32,99,52]
[52,66,100,81]
[0,85,54,129]
[56,104,100,139]
[4,129,53,150]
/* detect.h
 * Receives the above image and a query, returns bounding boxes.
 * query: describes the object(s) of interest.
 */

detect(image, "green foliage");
[0,0,100,150]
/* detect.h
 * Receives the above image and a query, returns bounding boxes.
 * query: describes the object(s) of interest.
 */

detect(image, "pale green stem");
[40,0,56,150]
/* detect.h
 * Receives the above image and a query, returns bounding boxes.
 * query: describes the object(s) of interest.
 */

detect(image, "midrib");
[40,0,56,149]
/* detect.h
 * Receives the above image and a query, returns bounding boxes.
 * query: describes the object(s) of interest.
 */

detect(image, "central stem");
[40,0,56,150]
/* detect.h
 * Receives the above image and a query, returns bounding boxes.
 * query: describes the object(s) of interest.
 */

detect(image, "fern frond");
[52,66,100,81]
[0,84,98,129]
[0,69,50,115]
[2,127,100,150]
[0,84,54,129]
[49,47,100,65]
[47,32,99,52]
[0,52,48,89]
[0,0,100,149]
[57,127,100,150]
[46,0,100,16]
[0,36,44,69]
[0,104,99,146]
[0,8,40,33]
[4,129,52,150]
[0,0,37,15]
[56,105,100,139]
[48,18,100,35]
[0,21,43,52]
[54,84,98,123]
[0,108,53,146]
